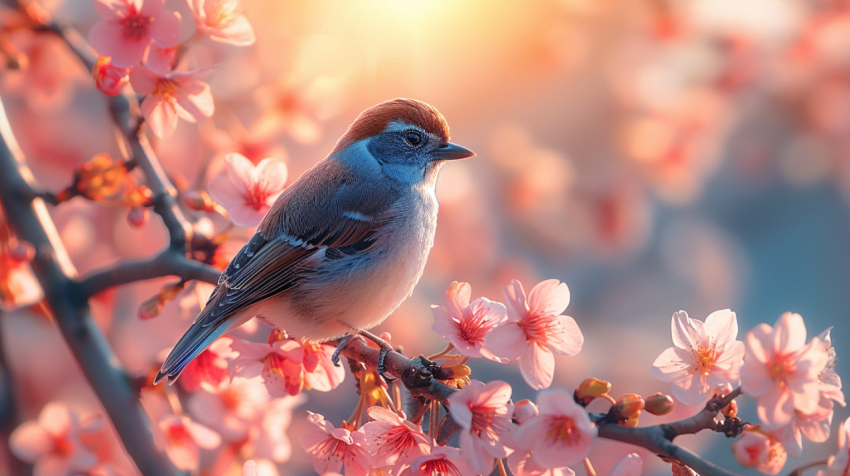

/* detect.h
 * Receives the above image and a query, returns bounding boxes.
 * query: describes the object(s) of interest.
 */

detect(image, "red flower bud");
[93,56,130,97]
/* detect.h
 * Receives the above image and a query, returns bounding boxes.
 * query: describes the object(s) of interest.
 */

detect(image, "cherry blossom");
[484,279,583,390]
[512,388,596,469]
[362,406,431,473]
[448,380,516,475]
[128,64,214,139]
[741,313,830,429]
[302,341,346,392]
[731,427,787,475]
[431,281,507,361]
[152,414,221,470]
[651,309,745,405]
[819,416,850,476]
[231,337,305,397]
[88,0,182,68]
[179,336,234,393]
[507,450,575,476]
[299,412,370,476]
[187,0,256,46]
[9,402,98,476]
[400,446,474,476]
[92,56,130,96]
[208,153,288,227]
[188,376,269,442]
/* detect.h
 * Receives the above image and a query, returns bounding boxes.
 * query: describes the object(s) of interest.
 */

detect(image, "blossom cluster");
[88,0,256,138]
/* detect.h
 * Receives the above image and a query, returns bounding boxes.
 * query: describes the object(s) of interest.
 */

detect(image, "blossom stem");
[496,458,507,476]
[346,393,365,428]
[583,458,597,476]
[427,343,455,360]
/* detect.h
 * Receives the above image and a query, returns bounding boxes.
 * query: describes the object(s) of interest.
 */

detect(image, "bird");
[155,98,474,384]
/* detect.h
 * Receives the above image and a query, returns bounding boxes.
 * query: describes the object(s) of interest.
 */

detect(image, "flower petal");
[527,279,570,317]
[519,342,555,390]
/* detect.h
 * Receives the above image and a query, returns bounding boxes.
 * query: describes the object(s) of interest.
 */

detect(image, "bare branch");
[77,249,220,299]
[0,96,185,476]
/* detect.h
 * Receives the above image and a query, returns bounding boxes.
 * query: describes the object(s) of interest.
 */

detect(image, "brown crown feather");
[331,98,450,154]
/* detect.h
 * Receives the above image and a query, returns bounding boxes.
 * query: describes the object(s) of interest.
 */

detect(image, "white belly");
[249,188,438,342]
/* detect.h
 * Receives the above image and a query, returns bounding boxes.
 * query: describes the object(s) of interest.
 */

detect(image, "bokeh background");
[2,0,850,474]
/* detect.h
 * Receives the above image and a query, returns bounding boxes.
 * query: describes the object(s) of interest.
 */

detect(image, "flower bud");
[513,399,539,425]
[644,393,674,416]
[93,56,130,97]
[622,412,640,428]
[575,377,612,405]
[127,207,149,227]
[183,190,217,212]
[138,295,161,320]
[613,394,644,418]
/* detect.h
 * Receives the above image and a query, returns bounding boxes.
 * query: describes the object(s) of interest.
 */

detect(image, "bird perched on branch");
[156,98,474,384]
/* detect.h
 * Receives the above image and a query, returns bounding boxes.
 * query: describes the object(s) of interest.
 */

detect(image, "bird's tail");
[154,317,245,385]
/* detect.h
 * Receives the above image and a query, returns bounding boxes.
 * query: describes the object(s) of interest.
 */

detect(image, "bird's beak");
[435,142,475,161]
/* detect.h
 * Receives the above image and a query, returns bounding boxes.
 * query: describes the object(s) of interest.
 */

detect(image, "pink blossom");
[188,376,269,442]
[187,0,256,46]
[129,64,214,139]
[152,414,221,470]
[362,407,431,473]
[512,388,596,469]
[299,412,370,476]
[731,428,787,475]
[88,0,182,68]
[231,337,305,397]
[9,402,98,476]
[399,446,474,476]
[507,450,575,476]
[302,341,346,392]
[651,310,745,405]
[252,396,304,463]
[741,313,830,430]
[484,279,583,390]
[179,336,234,393]
[431,281,508,361]
[92,56,130,96]
[448,380,516,475]
[819,417,850,476]
[208,153,288,227]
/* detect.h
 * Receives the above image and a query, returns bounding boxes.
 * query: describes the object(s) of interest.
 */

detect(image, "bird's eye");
[405,130,423,147]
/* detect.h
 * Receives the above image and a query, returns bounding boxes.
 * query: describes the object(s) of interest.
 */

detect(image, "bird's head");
[330,98,474,186]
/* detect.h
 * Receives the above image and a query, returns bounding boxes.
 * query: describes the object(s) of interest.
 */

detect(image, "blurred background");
[2,0,850,474]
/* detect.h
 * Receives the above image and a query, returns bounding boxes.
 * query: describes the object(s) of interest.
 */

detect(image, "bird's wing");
[197,158,401,327]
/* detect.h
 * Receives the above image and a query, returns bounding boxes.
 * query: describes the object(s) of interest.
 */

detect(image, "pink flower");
[88,0,182,68]
[362,407,431,473]
[507,450,575,476]
[819,417,850,476]
[651,310,745,405]
[741,313,830,430]
[484,279,583,390]
[302,341,346,392]
[179,336,234,393]
[231,337,305,397]
[152,414,221,470]
[431,281,507,361]
[731,427,787,475]
[129,64,214,139]
[187,0,256,46]
[208,153,288,227]
[399,446,474,476]
[188,376,269,442]
[448,380,516,475]
[299,412,370,476]
[512,388,596,469]
[92,56,130,96]
[9,402,98,476]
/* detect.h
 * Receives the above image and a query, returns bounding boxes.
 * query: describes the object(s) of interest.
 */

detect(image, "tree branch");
[0,96,184,476]
[77,249,220,299]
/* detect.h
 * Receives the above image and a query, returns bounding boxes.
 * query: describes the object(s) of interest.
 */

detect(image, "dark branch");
[77,249,220,299]
[0,96,184,476]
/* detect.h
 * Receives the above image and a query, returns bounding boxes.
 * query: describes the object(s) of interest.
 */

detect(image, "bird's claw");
[359,330,397,382]
[331,333,356,367]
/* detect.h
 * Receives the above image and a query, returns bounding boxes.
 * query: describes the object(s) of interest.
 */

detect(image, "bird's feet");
[331,333,356,367]
[358,330,396,382]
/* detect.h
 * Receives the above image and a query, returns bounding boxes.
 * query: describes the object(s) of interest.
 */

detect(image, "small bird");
[156,98,474,384]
